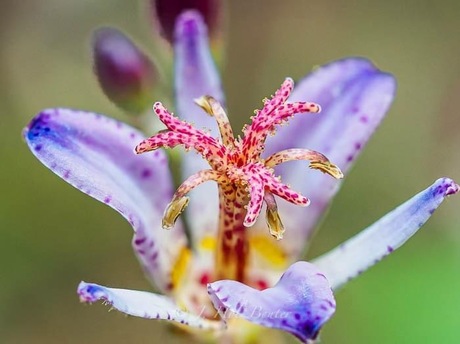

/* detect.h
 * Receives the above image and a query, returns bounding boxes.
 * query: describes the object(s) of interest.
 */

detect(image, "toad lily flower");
[23,10,458,344]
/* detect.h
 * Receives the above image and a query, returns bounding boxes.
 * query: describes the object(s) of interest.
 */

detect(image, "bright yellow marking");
[249,235,287,268]
[171,246,191,291]
[200,236,216,251]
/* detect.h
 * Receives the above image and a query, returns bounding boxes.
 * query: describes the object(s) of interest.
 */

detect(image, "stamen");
[194,96,235,148]
[265,148,344,179]
[162,196,189,229]
[164,170,221,229]
[266,148,328,167]
[174,169,221,198]
[264,192,285,240]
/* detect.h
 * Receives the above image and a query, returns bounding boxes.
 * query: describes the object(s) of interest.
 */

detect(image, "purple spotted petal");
[265,58,378,155]
[207,261,335,343]
[78,282,222,330]
[264,58,396,259]
[313,178,459,290]
[174,10,224,249]
[174,10,224,134]
[24,109,187,293]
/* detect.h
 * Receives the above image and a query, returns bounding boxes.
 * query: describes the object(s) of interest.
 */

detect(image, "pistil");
[135,78,344,282]
[216,184,248,281]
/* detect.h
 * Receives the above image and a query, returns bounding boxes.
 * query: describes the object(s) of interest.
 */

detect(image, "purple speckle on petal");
[150,251,158,261]
[134,237,146,245]
[360,115,369,123]
[104,196,111,204]
[141,168,152,178]
[446,182,460,196]
[315,272,327,279]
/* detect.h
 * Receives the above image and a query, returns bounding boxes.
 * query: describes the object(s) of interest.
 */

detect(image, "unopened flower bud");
[92,27,158,114]
[151,0,222,45]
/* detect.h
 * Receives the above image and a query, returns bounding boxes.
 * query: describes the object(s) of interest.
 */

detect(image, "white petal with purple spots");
[261,58,396,260]
[207,261,335,343]
[78,282,223,330]
[24,108,188,293]
[313,178,459,290]
[174,10,224,253]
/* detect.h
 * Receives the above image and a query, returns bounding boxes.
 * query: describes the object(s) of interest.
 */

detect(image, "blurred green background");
[1,0,459,343]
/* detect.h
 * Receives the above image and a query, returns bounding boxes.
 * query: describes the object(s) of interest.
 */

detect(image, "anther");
[264,192,285,240]
[309,161,344,179]
[162,196,189,229]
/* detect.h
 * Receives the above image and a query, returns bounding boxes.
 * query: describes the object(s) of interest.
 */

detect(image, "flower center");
[135,78,343,281]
